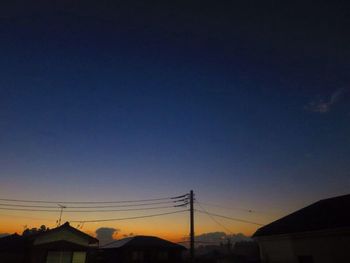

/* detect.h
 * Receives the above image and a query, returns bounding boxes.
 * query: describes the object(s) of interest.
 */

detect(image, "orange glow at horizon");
[0,209,265,242]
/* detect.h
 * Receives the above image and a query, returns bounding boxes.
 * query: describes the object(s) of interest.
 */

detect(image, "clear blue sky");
[0,1,349,235]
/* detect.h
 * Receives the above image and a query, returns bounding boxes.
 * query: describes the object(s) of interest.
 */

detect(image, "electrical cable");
[197,201,267,214]
[0,194,188,204]
[195,209,264,226]
[69,209,189,223]
[196,201,234,234]
[0,205,182,213]
[0,200,185,209]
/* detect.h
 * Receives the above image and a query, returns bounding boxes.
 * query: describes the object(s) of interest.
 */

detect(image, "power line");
[0,194,188,204]
[197,201,259,214]
[0,200,185,209]
[196,201,234,235]
[0,205,182,213]
[69,209,189,223]
[195,209,264,226]
[71,205,178,213]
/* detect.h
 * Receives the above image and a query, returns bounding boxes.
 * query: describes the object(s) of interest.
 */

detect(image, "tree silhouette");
[22,225,50,236]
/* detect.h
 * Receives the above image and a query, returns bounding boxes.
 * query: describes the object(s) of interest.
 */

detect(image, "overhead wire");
[195,209,264,226]
[0,194,188,204]
[0,205,182,213]
[197,201,267,215]
[69,209,189,223]
[0,200,186,209]
[196,201,234,234]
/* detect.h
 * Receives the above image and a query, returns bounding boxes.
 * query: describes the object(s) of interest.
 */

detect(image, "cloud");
[95,227,119,245]
[305,89,346,113]
[183,232,251,247]
[195,232,227,244]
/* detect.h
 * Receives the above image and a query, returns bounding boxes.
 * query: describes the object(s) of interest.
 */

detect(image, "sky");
[0,1,350,241]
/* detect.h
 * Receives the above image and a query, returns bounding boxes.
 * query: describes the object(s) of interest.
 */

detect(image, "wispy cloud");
[305,89,346,113]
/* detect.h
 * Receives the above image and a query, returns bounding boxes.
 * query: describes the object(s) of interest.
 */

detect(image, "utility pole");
[190,190,195,262]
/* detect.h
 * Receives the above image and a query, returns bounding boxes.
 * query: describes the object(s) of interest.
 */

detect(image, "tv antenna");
[57,204,66,226]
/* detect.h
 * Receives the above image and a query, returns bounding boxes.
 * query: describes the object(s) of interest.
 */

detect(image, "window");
[46,251,71,263]
[46,251,86,263]
[72,252,86,263]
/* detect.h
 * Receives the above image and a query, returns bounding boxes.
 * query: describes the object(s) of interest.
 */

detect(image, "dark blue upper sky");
[0,1,350,222]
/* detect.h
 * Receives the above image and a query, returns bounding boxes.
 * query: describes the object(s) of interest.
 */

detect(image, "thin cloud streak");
[305,89,346,113]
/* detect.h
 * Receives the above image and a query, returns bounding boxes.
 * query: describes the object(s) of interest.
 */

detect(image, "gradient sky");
[0,1,350,241]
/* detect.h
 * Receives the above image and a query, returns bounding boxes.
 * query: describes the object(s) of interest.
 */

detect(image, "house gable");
[34,228,91,246]
[33,222,98,247]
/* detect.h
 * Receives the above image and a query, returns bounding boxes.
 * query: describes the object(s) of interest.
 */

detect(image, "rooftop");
[102,235,186,250]
[253,194,350,237]
[0,222,98,249]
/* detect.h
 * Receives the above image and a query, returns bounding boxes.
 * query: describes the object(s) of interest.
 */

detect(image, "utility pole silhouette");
[190,190,195,262]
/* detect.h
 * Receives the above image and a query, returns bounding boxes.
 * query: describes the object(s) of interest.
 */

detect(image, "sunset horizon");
[1,2,349,262]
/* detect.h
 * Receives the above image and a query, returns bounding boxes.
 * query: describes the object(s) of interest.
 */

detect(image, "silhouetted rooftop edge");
[0,221,98,247]
[253,193,350,237]
[102,235,186,250]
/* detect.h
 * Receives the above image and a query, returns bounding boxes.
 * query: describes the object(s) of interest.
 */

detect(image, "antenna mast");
[57,204,66,226]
